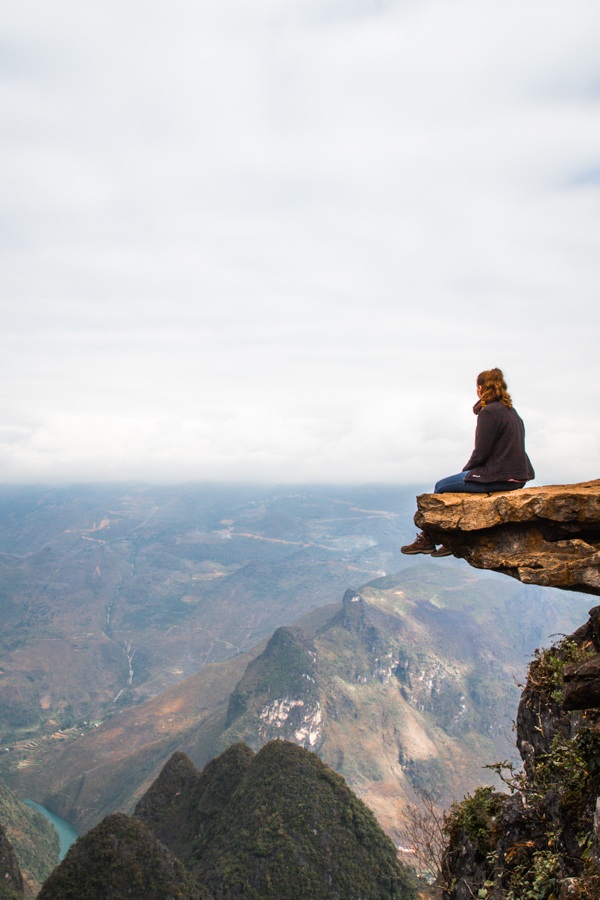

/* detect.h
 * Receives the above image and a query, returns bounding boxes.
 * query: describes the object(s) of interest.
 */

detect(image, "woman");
[401,368,534,557]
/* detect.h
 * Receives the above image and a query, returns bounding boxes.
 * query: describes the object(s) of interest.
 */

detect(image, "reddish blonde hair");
[477,368,513,408]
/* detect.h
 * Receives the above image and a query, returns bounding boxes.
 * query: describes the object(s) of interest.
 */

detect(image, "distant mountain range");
[0,484,592,863]
[0,482,418,743]
[6,564,591,847]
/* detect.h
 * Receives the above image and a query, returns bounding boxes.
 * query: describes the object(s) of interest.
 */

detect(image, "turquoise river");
[23,799,78,862]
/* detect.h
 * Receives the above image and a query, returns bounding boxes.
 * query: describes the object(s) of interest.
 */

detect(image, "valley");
[0,482,593,871]
[0,483,416,749]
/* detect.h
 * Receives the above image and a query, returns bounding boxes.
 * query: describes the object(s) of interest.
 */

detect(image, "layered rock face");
[415,480,600,596]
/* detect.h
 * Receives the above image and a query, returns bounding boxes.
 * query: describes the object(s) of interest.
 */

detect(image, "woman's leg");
[434,472,525,494]
[402,474,525,554]
[434,472,470,493]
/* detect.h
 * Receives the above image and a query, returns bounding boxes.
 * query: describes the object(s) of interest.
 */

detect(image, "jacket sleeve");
[462,408,500,471]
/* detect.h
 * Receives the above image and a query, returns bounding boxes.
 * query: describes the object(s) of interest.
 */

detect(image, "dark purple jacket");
[463,401,534,484]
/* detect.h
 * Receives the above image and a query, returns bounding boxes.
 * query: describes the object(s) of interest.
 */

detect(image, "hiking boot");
[400,533,435,555]
[431,545,452,557]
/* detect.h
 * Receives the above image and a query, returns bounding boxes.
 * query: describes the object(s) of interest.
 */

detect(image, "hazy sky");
[2,0,599,485]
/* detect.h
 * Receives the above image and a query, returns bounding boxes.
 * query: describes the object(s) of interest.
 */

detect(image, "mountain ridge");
[38,741,418,899]
[11,561,590,846]
[0,483,416,754]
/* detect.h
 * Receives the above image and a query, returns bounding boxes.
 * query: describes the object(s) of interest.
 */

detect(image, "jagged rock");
[414,480,600,596]
[557,607,600,712]
[443,790,543,900]
[442,818,495,900]
[563,655,600,710]
[442,607,600,899]
[515,619,595,773]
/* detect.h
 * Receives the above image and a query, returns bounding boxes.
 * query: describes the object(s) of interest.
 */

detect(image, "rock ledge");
[414,479,600,596]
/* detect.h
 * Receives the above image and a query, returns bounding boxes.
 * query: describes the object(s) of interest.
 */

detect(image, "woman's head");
[476,368,512,408]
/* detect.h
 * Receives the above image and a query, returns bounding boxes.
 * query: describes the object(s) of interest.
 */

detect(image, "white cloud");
[0,0,599,484]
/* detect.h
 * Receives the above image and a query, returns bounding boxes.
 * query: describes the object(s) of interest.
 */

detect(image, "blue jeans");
[434,471,525,494]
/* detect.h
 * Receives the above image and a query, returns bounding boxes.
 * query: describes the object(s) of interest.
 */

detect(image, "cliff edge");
[441,605,600,898]
[417,480,600,896]
[414,479,600,596]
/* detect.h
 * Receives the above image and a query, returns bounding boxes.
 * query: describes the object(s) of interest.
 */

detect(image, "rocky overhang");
[414,479,600,596]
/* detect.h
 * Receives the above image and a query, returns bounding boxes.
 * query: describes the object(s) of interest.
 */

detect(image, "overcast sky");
[2,0,599,485]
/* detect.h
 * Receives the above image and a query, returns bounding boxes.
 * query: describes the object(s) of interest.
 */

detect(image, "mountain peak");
[37,813,205,899]
[44,741,418,898]
[140,739,418,899]
[223,625,321,750]
[134,750,199,826]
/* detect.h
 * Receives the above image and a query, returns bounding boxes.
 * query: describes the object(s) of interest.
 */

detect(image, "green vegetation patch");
[445,785,505,856]
[189,740,418,899]
[37,813,206,900]
[0,780,59,887]
[402,756,447,798]
[528,638,595,705]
